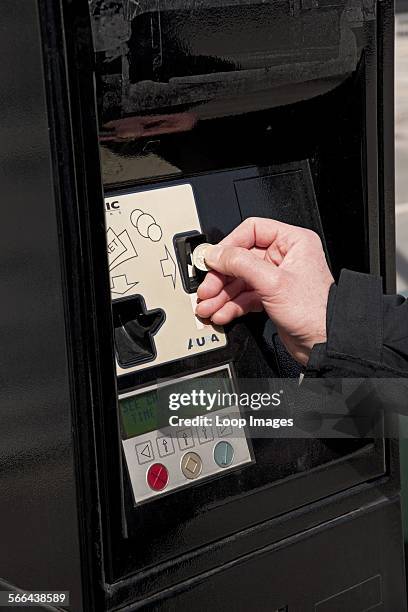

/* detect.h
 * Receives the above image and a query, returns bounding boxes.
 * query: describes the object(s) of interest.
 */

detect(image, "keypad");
[122,406,252,504]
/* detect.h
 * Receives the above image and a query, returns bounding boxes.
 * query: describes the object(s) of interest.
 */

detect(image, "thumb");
[204,244,279,296]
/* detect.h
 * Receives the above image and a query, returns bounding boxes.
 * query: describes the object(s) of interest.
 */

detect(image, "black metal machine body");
[0,0,405,610]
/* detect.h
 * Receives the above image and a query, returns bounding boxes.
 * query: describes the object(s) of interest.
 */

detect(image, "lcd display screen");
[120,368,233,439]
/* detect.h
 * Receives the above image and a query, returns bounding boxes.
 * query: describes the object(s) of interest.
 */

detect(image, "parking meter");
[0,0,405,610]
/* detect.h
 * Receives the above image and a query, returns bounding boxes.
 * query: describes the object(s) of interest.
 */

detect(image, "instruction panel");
[105,184,227,375]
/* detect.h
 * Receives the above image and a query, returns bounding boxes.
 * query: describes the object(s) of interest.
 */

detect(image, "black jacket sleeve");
[306,269,408,378]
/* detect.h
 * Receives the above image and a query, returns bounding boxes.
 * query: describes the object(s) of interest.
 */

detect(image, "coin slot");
[174,231,208,293]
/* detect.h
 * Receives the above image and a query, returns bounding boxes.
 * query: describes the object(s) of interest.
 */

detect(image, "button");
[147,463,169,491]
[135,440,154,464]
[213,441,234,468]
[181,452,203,479]
[197,425,214,444]
[156,434,175,457]
[177,427,195,450]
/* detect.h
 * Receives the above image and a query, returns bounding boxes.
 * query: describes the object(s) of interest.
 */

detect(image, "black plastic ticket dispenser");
[0,0,405,610]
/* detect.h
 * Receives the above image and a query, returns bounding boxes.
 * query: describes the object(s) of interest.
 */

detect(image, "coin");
[192,242,212,271]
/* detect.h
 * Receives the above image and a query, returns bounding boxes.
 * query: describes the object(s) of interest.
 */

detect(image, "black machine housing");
[0,0,405,611]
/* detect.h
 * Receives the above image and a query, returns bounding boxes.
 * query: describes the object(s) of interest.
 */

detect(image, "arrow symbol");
[160,246,177,289]
[111,274,138,295]
[140,444,152,458]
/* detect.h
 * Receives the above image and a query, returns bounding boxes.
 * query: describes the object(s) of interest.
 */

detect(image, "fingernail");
[204,244,222,265]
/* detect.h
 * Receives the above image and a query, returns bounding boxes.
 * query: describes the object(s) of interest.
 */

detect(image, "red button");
[147,463,169,491]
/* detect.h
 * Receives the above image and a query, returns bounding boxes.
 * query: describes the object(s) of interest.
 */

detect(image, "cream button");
[181,452,203,479]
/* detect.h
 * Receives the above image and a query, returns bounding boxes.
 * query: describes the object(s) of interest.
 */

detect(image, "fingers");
[197,246,267,300]
[203,245,280,296]
[210,291,263,325]
[196,270,227,300]
[197,219,322,308]
[196,278,246,318]
[219,217,311,251]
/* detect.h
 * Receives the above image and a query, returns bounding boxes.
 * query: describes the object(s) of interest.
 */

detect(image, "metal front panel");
[119,365,252,503]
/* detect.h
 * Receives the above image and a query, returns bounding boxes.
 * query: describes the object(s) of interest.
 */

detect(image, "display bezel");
[118,364,235,440]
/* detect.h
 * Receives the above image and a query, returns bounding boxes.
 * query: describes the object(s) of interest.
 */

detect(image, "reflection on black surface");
[91,0,365,120]
[90,0,373,192]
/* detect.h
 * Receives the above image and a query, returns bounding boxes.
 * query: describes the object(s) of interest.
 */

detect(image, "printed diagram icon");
[160,246,177,288]
[110,274,138,295]
[131,209,163,242]
[107,227,138,271]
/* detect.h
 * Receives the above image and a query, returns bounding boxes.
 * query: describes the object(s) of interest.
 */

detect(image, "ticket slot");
[113,295,166,367]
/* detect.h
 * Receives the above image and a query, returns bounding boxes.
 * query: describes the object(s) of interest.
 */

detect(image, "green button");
[213,441,234,468]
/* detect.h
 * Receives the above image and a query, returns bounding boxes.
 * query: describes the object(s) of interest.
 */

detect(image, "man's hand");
[195,218,334,366]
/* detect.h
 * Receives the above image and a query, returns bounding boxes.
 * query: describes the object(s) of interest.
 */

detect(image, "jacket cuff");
[306,269,383,372]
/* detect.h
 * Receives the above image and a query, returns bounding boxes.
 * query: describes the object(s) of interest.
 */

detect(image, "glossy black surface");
[0,1,83,609]
[91,0,366,124]
[142,499,406,611]
[91,0,379,278]
[113,295,166,367]
[0,0,403,610]
[87,0,402,605]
